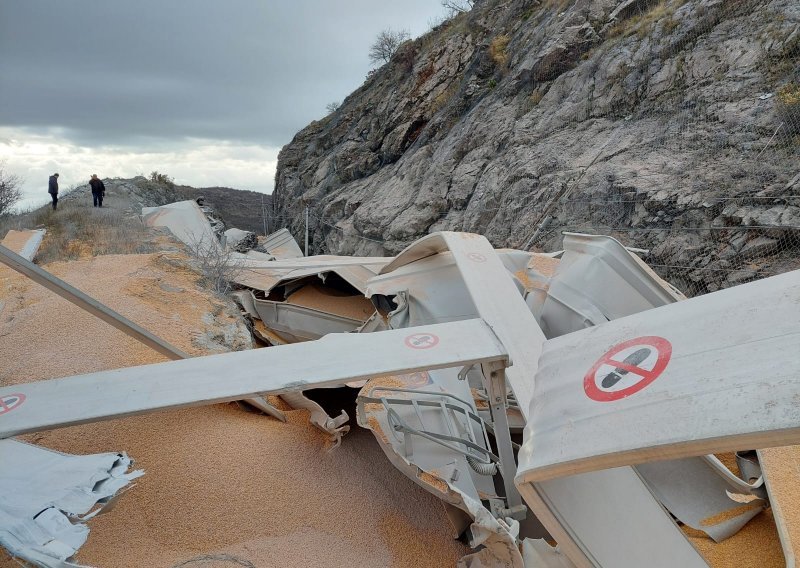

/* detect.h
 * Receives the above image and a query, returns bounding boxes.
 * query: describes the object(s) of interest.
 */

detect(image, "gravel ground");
[0,253,467,567]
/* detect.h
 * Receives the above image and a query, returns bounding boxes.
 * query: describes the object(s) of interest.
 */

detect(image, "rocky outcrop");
[273,0,799,294]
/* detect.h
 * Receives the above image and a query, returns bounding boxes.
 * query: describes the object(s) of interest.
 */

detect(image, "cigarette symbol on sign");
[404,333,440,349]
[584,337,672,402]
[0,393,26,415]
[601,348,651,388]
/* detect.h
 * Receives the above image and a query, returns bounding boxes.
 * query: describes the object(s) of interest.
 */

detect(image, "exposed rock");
[740,236,780,258]
[194,310,253,353]
[273,0,800,295]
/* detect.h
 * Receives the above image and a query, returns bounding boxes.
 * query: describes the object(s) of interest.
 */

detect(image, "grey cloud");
[0,0,444,148]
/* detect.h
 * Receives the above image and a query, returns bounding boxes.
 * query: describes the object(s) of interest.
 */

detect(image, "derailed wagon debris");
[259,227,304,259]
[0,439,143,568]
[1,229,46,261]
[2,225,800,567]
[142,200,223,256]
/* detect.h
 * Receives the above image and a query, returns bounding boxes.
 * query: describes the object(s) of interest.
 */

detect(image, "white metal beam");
[0,318,507,439]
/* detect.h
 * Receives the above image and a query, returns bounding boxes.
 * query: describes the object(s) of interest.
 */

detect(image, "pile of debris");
[1,200,799,568]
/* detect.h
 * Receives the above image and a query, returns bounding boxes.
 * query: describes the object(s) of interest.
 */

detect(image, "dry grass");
[606,0,686,40]
[0,200,156,264]
[778,83,800,135]
[489,34,511,67]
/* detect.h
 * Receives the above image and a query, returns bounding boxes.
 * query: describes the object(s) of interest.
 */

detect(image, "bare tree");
[368,29,411,65]
[441,0,475,17]
[0,164,22,216]
[325,101,341,114]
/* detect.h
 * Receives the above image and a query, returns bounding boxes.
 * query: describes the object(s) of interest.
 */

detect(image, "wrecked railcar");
[2,210,800,566]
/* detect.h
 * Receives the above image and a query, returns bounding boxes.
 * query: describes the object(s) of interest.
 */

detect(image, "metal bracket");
[480,360,525,516]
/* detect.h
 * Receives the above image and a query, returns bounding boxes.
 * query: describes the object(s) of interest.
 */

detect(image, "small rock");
[726,269,758,285]
[729,233,748,252]
[739,236,779,258]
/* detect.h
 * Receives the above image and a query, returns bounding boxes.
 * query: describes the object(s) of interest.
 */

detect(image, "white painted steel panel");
[233,255,389,293]
[438,232,547,420]
[541,233,683,338]
[0,319,507,439]
[262,227,304,259]
[142,200,220,253]
[518,468,709,568]
[758,447,798,567]
[253,299,363,340]
[0,439,142,567]
[518,269,800,483]
[1,229,46,260]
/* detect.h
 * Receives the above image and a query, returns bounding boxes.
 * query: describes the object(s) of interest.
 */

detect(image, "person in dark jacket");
[89,174,106,207]
[48,173,59,210]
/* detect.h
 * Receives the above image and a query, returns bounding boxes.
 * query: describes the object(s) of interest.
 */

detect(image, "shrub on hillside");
[149,171,174,187]
[184,233,244,295]
[777,83,800,135]
[489,34,510,68]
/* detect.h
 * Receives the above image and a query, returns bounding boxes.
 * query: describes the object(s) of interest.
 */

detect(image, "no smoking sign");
[0,393,26,415]
[404,333,440,350]
[584,336,672,402]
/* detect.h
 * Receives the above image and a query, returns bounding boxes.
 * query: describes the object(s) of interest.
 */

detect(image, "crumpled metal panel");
[142,200,221,254]
[223,228,256,251]
[517,468,709,568]
[253,299,365,341]
[539,233,684,338]
[233,256,389,294]
[0,439,143,567]
[261,228,304,259]
[380,233,708,568]
[528,232,766,543]
[637,457,766,542]
[1,229,47,261]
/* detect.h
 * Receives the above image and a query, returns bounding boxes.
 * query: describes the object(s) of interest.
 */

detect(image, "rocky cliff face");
[273,0,799,294]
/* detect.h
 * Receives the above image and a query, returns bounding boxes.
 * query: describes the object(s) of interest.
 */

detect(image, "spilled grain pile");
[0,253,466,567]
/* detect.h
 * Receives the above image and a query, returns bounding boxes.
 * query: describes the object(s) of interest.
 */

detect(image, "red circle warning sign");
[0,393,26,415]
[404,333,440,349]
[584,336,672,402]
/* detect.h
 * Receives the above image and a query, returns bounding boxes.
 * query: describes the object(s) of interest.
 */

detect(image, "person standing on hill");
[47,173,59,210]
[89,174,105,207]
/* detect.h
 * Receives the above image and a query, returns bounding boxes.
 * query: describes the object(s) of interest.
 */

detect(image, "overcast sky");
[0,0,446,209]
